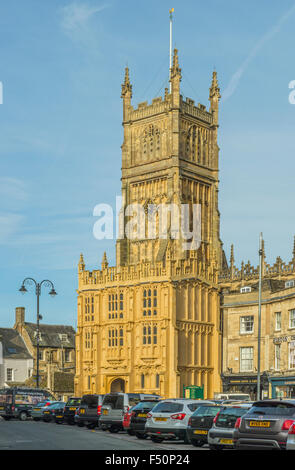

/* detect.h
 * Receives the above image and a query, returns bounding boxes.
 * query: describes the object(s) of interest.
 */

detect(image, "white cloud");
[60,2,109,44]
[0,213,25,243]
[223,3,295,102]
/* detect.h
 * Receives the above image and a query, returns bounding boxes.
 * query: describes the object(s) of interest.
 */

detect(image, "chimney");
[15,307,25,326]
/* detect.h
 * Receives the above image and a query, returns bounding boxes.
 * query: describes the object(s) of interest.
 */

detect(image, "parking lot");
[0,418,209,451]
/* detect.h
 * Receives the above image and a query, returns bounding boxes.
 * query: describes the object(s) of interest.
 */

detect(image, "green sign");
[183,385,204,399]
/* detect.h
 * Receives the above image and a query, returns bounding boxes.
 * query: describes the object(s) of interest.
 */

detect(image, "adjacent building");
[0,327,33,388]
[220,240,295,399]
[75,50,224,399]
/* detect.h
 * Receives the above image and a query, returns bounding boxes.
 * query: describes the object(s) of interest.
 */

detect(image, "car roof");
[252,399,295,406]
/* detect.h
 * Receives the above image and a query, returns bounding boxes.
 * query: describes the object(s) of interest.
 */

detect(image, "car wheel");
[77,422,84,427]
[87,423,96,429]
[127,429,135,436]
[151,437,164,443]
[33,418,40,421]
[135,433,147,439]
[191,439,204,447]
[3,416,11,421]
[19,412,27,421]
[109,426,120,433]
[209,444,223,451]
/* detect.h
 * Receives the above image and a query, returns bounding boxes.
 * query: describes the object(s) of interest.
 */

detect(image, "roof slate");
[0,328,33,360]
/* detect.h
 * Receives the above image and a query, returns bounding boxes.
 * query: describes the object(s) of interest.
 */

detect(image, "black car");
[129,399,160,439]
[74,394,104,429]
[62,397,81,425]
[187,404,223,447]
[0,387,54,421]
[42,402,66,423]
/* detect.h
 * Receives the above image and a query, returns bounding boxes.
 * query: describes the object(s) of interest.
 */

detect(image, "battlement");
[78,257,219,290]
[127,92,212,125]
[220,237,295,285]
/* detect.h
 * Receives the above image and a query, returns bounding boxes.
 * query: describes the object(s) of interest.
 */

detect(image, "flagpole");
[169,8,174,93]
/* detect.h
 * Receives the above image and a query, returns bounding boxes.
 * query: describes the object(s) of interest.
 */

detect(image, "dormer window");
[285,280,295,288]
[59,334,68,342]
[240,286,252,293]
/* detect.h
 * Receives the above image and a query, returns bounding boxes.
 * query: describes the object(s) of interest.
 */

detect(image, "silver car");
[234,399,295,450]
[31,400,57,421]
[208,403,252,450]
[286,421,295,450]
[145,399,214,443]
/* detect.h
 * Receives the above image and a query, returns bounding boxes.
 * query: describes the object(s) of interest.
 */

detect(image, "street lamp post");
[257,233,263,401]
[19,278,57,388]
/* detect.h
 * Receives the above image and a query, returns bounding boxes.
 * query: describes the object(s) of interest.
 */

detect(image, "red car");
[123,406,136,435]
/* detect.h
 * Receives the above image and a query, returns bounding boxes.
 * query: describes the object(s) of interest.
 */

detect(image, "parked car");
[74,394,104,429]
[208,403,252,450]
[186,403,223,447]
[0,387,54,421]
[123,406,136,435]
[31,400,58,421]
[42,402,66,423]
[63,397,81,425]
[234,399,295,450]
[129,399,161,439]
[145,399,215,443]
[214,393,251,401]
[286,421,295,450]
[100,393,160,433]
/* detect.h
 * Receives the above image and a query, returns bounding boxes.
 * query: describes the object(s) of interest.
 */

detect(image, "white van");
[214,393,251,401]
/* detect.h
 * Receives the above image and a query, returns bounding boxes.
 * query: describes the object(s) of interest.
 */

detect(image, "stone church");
[74,49,224,398]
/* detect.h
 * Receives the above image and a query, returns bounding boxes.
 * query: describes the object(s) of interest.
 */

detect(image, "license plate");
[155,417,167,422]
[34,408,40,411]
[80,409,85,414]
[44,411,50,414]
[194,429,208,435]
[220,439,233,445]
[69,407,76,411]
[103,410,108,415]
[56,416,63,419]
[249,420,270,428]
[0,407,4,410]
[138,413,147,418]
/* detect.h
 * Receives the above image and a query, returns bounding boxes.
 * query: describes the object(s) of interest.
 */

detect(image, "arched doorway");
[110,378,125,392]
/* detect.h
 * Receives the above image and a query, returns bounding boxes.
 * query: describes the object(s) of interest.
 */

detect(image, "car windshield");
[102,395,124,409]
[81,395,98,408]
[249,403,295,416]
[66,398,81,406]
[216,407,250,428]
[152,402,184,413]
[192,405,222,417]
[133,401,159,411]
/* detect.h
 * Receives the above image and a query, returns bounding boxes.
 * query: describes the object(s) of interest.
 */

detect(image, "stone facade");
[220,239,295,398]
[75,50,223,399]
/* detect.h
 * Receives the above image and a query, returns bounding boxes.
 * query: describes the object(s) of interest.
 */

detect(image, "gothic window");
[143,288,157,316]
[142,125,161,160]
[156,374,160,388]
[108,293,122,319]
[141,374,145,388]
[108,327,123,347]
[143,323,157,345]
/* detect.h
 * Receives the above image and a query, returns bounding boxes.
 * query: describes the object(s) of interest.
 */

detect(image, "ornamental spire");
[101,251,108,270]
[78,253,85,271]
[121,66,132,99]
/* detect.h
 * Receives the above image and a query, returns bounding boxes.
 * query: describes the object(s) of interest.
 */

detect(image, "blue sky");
[0,0,295,327]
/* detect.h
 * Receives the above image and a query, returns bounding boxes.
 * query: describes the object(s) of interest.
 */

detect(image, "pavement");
[0,419,209,451]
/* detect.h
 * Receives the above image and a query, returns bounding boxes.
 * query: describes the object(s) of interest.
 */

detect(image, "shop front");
[270,376,295,399]
[221,373,269,400]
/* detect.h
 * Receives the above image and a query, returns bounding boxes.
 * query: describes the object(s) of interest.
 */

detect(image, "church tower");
[117,50,222,272]
[75,49,222,399]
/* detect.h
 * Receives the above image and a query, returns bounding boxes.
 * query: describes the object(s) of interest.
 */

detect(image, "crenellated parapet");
[220,236,295,285]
